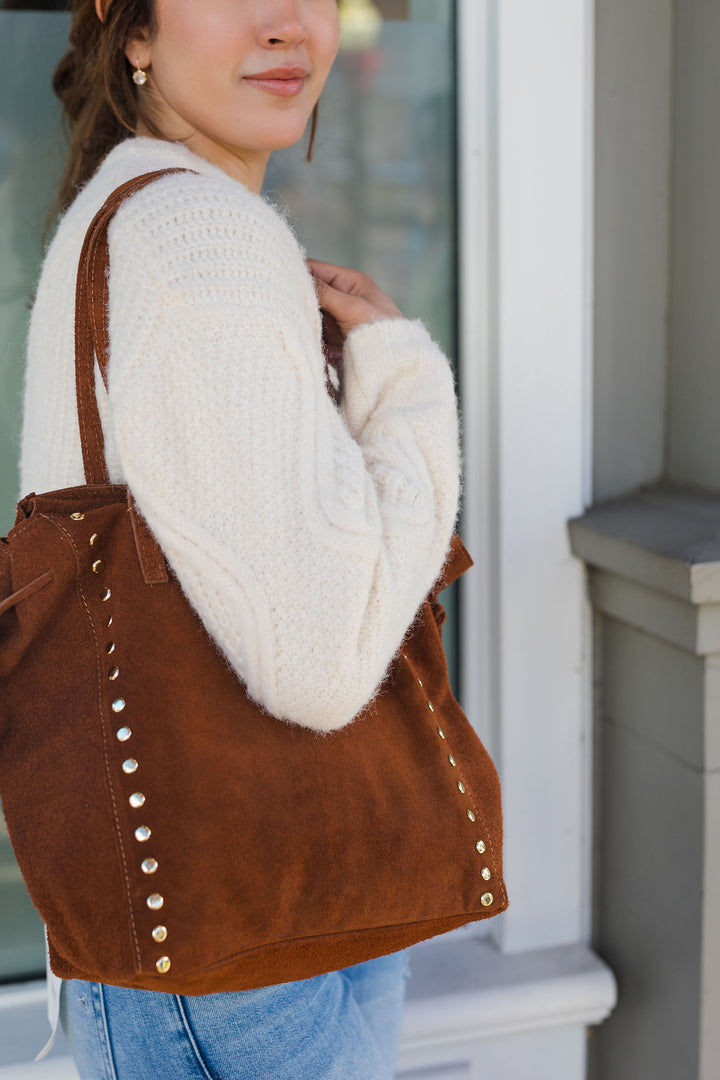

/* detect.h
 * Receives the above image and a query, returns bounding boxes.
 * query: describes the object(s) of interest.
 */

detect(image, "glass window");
[0,0,457,983]
[0,2,74,983]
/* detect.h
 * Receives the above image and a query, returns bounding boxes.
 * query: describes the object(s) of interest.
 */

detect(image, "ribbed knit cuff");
[341,317,446,436]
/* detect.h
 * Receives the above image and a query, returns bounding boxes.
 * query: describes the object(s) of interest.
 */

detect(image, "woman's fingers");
[311,276,376,337]
[307,258,403,336]
[306,258,367,295]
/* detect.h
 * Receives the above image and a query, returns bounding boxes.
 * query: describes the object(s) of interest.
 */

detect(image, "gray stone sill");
[401,937,616,1052]
[568,482,720,654]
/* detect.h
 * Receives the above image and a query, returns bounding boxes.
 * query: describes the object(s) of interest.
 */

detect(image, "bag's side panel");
[0,505,140,979]
[0,541,17,663]
[406,598,507,903]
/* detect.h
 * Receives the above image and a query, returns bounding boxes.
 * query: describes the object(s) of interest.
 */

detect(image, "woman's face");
[120,0,340,182]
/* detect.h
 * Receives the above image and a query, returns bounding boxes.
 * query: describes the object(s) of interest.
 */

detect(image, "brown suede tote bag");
[0,170,508,994]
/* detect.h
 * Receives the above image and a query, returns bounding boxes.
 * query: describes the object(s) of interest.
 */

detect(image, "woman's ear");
[94,0,108,21]
[123,43,152,72]
[123,27,153,73]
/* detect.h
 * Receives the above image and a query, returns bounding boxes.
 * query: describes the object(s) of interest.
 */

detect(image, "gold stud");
[92,560,104,574]
[481,893,493,907]
[481,867,491,881]
[106,642,116,655]
[142,858,158,875]
[70,512,85,521]
[437,726,446,739]
[457,781,466,794]
[101,588,112,601]
[476,840,486,854]
[111,698,126,713]
[467,809,476,822]
[427,701,435,712]
[417,678,423,687]
[156,956,171,974]
[90,533,99,546]
[448,755,456,766]
[129,792,146,809]
[122,758,138,774]
[152,925,168,943]
[146,893,164,910]
[109,667,120,681]
[116,726,132,742]
[135,826,151,842]
[107,615,113,627]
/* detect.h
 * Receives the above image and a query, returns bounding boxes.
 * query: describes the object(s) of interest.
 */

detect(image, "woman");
[21,1,461,1077]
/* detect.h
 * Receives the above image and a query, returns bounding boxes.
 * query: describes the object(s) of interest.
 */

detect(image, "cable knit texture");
[21,137,461,733]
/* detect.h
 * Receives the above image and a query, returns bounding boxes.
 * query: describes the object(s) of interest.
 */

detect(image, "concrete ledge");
[568,482,720,605]
[0,1060,76,1080]
[401,937,617,1053]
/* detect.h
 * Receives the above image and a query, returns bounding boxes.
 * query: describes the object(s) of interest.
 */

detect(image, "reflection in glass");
[267,1,455,359]
[0,8,71,982]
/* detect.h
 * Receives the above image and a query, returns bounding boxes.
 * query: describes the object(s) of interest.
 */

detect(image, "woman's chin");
[242,120,317,154]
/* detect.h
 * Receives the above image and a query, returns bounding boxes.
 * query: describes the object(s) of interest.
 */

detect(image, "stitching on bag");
[448,766,507,907]
[89,223,106,387]
[87,174,170,396]
[8,516,41,540]
[87,225,110,474]
[46,515,143,971]
[402,648,508,909]
[414,621,509,907]
[172,996,217,1080]
[78,238,105,481]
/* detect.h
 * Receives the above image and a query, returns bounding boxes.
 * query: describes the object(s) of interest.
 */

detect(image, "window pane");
[0,8,71,981]
[267,0,456,353]
[0,0,458,982]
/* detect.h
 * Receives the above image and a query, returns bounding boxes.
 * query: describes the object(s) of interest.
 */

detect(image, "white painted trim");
[457,0,597,955]
[456,0,497,758]
[401,939,616,1053]
[0,984,46,1012]
[0,1061,77,1080]
[579,0,597,950]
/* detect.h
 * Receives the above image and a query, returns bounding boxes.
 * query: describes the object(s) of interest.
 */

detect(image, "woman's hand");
[307,259,403,342]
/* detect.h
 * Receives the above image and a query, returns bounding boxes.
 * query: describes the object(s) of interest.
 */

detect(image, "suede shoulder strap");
[74,168,196,485]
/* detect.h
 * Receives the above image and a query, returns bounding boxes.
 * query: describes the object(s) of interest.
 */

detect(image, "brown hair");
[52,0,319,216]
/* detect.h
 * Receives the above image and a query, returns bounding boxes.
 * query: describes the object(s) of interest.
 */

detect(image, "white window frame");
[458,0,596,953]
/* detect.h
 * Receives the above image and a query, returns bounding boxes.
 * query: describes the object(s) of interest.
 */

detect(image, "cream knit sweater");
[21,136,461,733]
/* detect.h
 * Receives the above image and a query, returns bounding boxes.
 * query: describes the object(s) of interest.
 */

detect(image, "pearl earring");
[132,67,148,86]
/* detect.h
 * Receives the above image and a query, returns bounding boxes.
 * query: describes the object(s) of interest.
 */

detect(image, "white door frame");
[457,0,596,953]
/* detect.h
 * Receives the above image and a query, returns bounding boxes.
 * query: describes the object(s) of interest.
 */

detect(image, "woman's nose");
[258,0,308,47]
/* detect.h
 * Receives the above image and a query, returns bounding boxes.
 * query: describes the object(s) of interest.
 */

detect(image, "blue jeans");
[60,950,411,1080]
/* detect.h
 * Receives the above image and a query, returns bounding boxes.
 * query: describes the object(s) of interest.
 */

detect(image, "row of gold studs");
[70,511,171,973]
[402,650,493,909]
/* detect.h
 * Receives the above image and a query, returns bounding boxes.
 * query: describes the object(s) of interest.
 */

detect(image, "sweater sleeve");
[104,177,461,732]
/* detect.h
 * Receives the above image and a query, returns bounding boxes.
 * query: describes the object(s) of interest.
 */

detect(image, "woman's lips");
[243,71,308,97]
